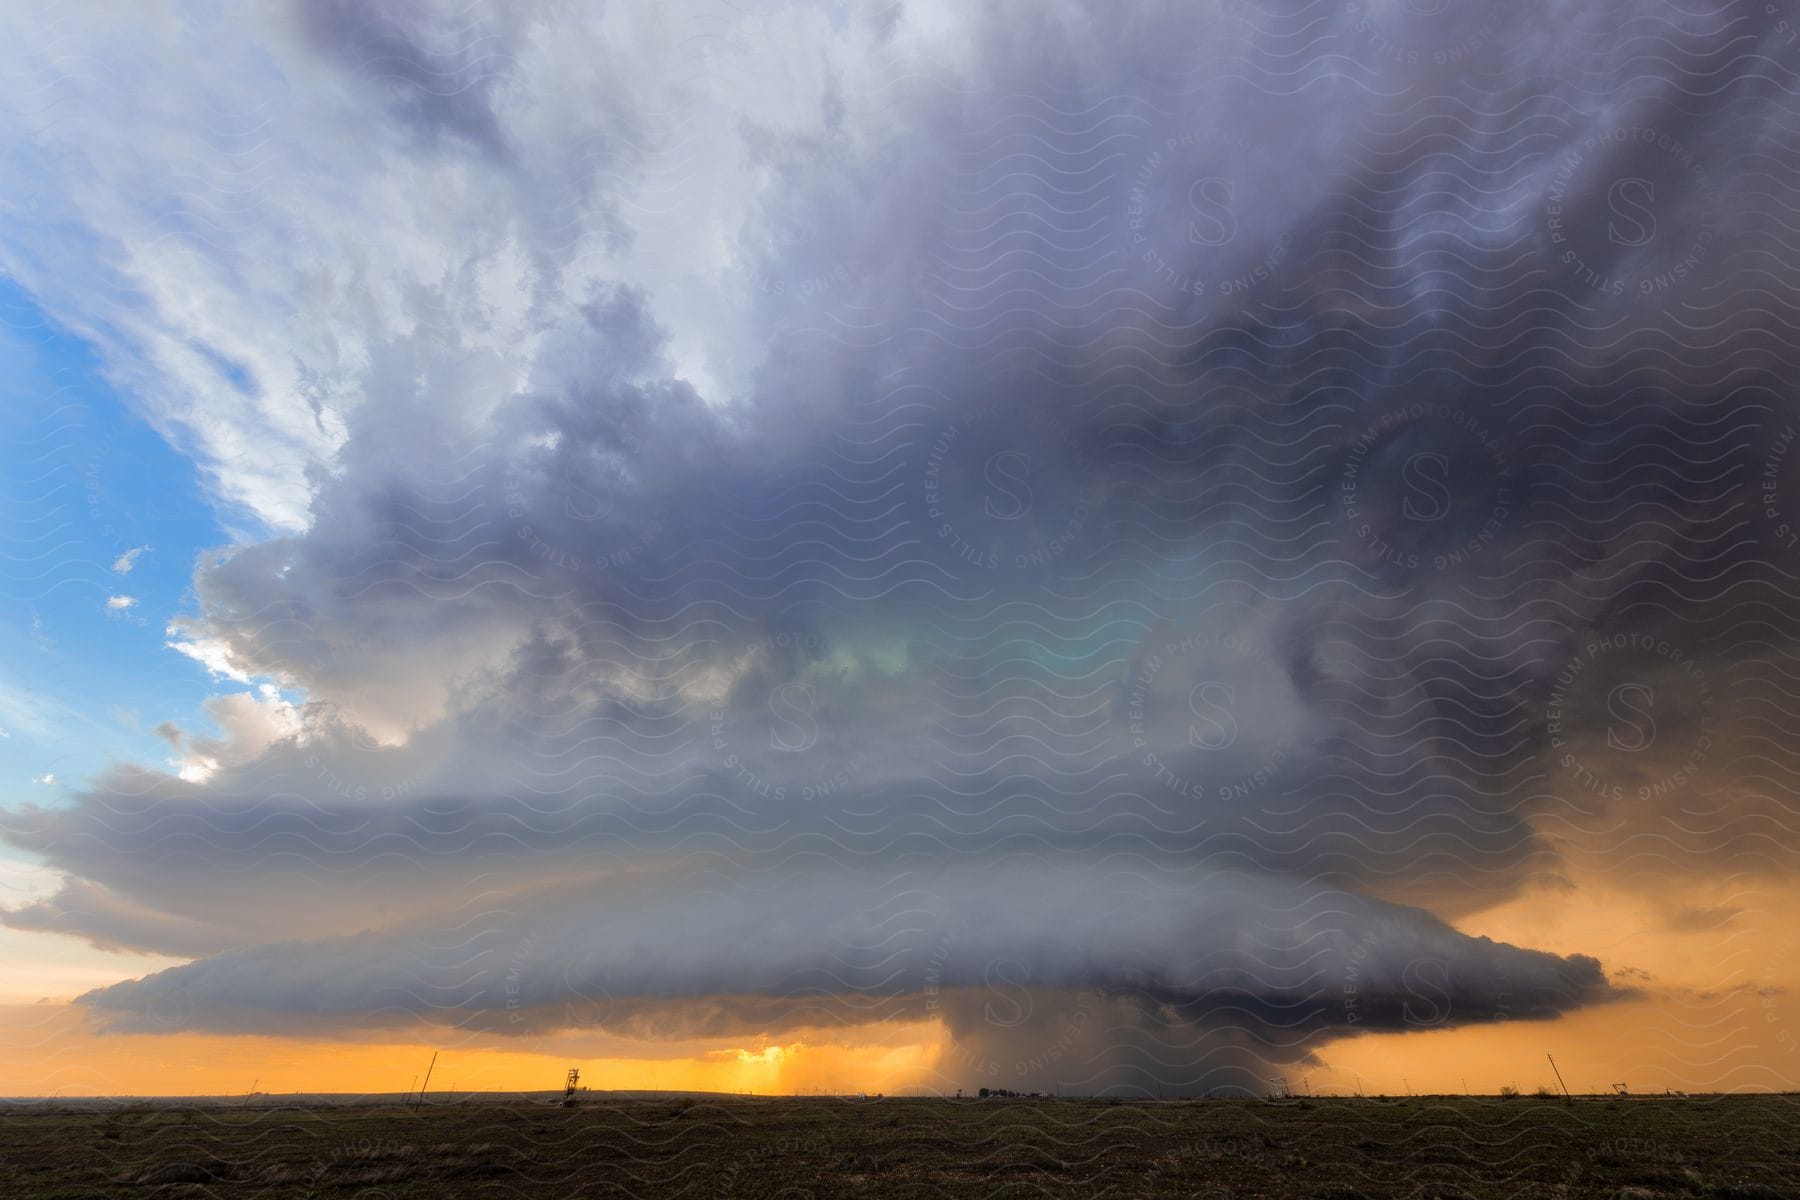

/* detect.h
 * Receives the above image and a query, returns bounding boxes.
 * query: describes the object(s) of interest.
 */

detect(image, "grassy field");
[1,1093,1795,1198]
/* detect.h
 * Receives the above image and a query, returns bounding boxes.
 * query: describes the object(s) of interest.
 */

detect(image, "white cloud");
[165,632,253,684]
[111,547,150,574]
[105,595,138,612]
[0,1,904,532]
[169,690,301,786]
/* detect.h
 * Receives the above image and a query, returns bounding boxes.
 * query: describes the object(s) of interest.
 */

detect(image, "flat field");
[1,1093,1795,1199]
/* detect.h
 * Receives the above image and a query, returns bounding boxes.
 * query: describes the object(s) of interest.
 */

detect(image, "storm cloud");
[3,0,1798,1093]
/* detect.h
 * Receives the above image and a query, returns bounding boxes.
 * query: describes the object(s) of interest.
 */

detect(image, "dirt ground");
[1,1092,1795,1198]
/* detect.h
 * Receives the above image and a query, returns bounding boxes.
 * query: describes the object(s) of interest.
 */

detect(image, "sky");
[1,0,1799,1099]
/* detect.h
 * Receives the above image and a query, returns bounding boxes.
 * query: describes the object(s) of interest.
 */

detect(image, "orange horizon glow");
[2,997,1795,1101]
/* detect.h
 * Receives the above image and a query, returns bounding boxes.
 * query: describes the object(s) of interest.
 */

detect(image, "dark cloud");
[4,0,1799,1093]
[81,861,1616,1094]
[288,0,522,159]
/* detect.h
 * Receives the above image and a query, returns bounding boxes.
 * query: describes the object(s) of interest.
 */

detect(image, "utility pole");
[1546,1053,1570,1098]
[414,1051,438,1111]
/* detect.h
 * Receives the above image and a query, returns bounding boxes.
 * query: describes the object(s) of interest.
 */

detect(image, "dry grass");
[0,1092,1794,1198]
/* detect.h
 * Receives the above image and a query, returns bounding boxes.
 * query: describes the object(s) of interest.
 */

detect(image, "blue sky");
[0,279,226,796]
